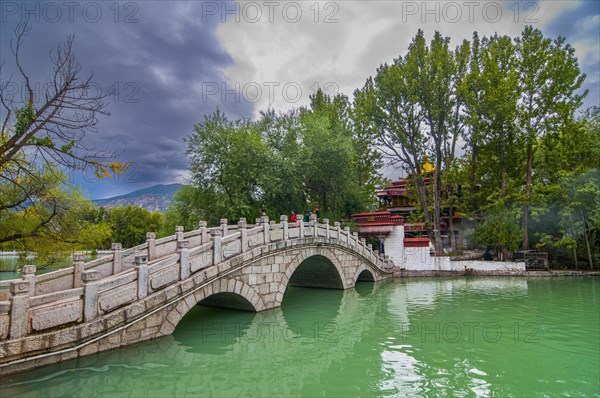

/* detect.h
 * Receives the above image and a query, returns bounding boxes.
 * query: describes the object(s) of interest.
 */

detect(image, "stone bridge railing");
[0,216,391,341]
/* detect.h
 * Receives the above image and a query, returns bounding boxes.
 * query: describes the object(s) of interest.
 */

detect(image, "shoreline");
[391,269,600,278]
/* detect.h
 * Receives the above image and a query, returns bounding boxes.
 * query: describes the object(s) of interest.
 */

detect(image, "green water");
[0,254,99,280]
[1,277,599,397]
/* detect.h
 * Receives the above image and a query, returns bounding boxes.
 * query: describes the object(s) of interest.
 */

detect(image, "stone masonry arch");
[280,246,352,293]
[158,278,265,336]
[355,266,375,282]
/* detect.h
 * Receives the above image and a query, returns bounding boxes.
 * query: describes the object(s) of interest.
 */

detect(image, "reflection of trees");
[381,278,529,396]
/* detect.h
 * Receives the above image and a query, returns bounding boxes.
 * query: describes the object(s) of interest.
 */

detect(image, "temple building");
[351,161,466,255]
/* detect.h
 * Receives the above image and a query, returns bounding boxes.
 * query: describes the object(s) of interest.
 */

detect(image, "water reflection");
[354,281,375,296]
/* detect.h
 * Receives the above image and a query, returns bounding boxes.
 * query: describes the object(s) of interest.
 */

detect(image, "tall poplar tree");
[515,26,587,249]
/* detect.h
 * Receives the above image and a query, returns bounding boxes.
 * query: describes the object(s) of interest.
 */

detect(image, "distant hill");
[93,184,183,213]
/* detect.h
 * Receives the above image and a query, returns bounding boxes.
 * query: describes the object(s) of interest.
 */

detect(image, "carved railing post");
[343,227,350,243]
[238,218,248,251]
[334,222,341,241]
[309,215,317,237]
[82,270,101,322]
[73,252,85,288]
[146,232,156,261]
[352,232,359,247]
[298,218,304,238]
[384,255,391,271]
[22,264,36,294]
[261,216,270,244]
[9,280,31,338]
[178,240,191,281]
[281,215,289,240]
[255,218,261,227]
[211,230,222,265]
[111,243,123,274]
[135,255,149,299]
[269,220,276,242]
[323,219,329,239]
[199,221,208,244]
[175,226,184,242]
[220,218,228,236]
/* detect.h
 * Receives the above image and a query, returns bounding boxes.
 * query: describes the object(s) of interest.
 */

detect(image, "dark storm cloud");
[543,1,600,111]
[0,1,254,199]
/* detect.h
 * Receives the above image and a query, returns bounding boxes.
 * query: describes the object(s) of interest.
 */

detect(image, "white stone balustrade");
[0,217,388,342]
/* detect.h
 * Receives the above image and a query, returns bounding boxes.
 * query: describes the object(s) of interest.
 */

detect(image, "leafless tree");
[0,21,126,186]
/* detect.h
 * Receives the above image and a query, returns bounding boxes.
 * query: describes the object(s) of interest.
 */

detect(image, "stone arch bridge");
[0,216,391,375]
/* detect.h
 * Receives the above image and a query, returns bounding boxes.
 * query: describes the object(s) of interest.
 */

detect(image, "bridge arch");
[159,278,265,336]
[280,247,351,292]
[355,266,375,282]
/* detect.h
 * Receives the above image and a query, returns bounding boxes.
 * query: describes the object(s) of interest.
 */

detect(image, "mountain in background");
[93,184,183,213]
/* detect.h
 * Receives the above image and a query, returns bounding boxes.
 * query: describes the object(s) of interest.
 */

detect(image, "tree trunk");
[500,125,507,198]
[522,141,533,250]
[448,196,457,253]
[582,213,593,269]
[470,142,477,186]
[433,167,443,255]
[573,247,578,269]
[414,173,434,247]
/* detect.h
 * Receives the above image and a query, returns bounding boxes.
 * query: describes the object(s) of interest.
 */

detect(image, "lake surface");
[0,254,100,280]
[1,277,598,397]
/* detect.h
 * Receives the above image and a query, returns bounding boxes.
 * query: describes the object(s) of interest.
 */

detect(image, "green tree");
[186,109,271,222]
[533,108,600,268]
[475,207,522,260]
[356,35,433,242]
[0,164,112,267]
[515,26,587,249]
[107,206,162,248]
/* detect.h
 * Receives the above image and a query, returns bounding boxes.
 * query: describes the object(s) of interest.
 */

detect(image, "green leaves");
[475,208,522,253]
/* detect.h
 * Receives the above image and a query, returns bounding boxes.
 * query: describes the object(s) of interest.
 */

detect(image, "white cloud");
[215,0,592,117]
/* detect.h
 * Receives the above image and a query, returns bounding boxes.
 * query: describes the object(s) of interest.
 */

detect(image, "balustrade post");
[298,219,304,238]
[82,270,101,322]
[343,227,350,243]
[146,232,156,261]
[178,240,191,281]
[238,218,248,251]
[22,264,37,294]
[73,252,85,288]
[9,280,31,338]
[334,222,341,241]
[255,218,261,227]
[280,215,289,240]
[220,218,228,236]
[261,216,270,244]
[384,255,391,271]
[175,226,184,242]
[111,243,123,274]
[135,255,149,299]
[309,214,317,237]
[211,230,222,265]
[323,219,330,239]
[199,221,208,244]
[358,237,365,254]
[352,232,359,247]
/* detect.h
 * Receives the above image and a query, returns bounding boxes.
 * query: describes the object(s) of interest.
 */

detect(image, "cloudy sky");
[1,0,598,199]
